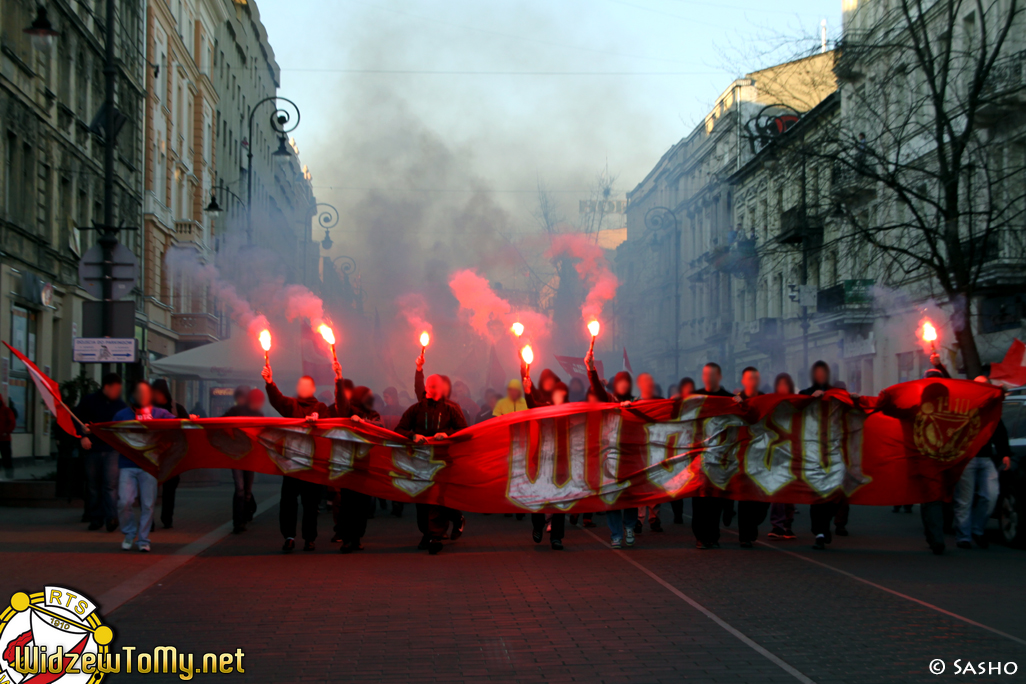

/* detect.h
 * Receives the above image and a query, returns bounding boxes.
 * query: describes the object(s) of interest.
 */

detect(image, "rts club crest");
[0,587,113,683]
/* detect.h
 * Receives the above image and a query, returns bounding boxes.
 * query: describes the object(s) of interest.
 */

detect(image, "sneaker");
[767,527,785,539]
[331,534,343,543]
[739,540,753,548]
[972,533,989,549]
[695,541,716,550]
[450,516,466,541]
[812,535,826,550]
[282,538,295,553]
[625,528,635,547]
[353,541,364,551]
[417,535,431,550]
[650,519,663,533]
[610,538,622,549]
[428,540,443,555]
[835,526,849,537]
[551,539,564,551]
[956,540,972,549]
[532,527,544,544]
[303,541,316,552]
[781,528,797,540]
[138,544,151,553]
[121,540,133,551]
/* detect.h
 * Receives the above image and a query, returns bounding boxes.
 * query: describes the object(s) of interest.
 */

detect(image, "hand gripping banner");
[91,379,1002,512]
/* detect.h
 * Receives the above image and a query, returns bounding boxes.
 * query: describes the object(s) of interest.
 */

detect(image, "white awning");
[149,327,304,385]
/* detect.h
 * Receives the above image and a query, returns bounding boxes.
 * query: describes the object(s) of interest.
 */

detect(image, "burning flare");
[420,331,431,348]
[921,321,937,343]
[587,320,601,338]
[259,329,272,352]
[511,321,525,338]
[318,324,336,346]
[521,345,534,366]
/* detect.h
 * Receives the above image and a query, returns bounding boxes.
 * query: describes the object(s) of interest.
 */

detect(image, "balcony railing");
[982,50,1025,98]
[144,191,173,228]
[171,313,220,339]
[817,279,875,313]
[173,219,203,246]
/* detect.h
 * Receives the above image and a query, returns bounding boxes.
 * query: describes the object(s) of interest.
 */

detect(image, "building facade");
[1,0,145,457]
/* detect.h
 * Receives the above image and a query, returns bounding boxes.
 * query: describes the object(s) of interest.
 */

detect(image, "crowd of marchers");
[60,348,1010,557]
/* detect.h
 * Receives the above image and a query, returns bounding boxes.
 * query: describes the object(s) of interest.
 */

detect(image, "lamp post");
[246,97,300,245]
[314,203,340,251]
[645,206,681,380]
[204,179,244,214]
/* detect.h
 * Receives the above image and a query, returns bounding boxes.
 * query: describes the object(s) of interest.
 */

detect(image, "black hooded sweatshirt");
[152,379,188,419]
[395,390,467,439]
[589,369,634,403]
[266,381,330,419]
[524,368,562,409]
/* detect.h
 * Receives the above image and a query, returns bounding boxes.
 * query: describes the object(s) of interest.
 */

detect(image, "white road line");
[747,534,1026,648]
[581,527,816,684]
[98,497,277,614]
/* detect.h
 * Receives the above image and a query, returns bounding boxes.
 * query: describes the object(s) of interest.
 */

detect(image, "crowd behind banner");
[61,348,1012,557]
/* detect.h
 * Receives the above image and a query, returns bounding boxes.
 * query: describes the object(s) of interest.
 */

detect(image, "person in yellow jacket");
[492,379,527,416]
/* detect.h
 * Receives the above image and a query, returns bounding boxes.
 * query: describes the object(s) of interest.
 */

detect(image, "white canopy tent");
[149,328,305,385]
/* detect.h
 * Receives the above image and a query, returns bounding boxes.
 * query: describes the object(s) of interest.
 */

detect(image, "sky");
[252,0,840,338]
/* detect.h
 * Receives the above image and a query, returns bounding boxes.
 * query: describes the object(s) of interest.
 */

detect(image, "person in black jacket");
[690,362,734,549]
[585,347,638,549]
[75,373,128,531]
[522,373,570,549]
[733,367,770,547]
[395,372,467,554]
[262,361,338,553]
[224,387,264,533]
[334,384,380,554]
[151,379,188,529]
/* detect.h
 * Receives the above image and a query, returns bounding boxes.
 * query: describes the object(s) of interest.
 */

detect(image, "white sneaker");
[121,540,133,551]
[625,528,635,547]
[138,544,151,553]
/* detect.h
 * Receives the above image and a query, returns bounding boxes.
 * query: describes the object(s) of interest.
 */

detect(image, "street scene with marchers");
[2,0,1026,683]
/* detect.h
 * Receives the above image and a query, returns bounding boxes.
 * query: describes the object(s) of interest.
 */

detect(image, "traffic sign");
[78,243,138,300]
[73,338,137,363]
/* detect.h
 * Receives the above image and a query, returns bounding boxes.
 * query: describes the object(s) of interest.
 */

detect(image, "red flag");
[990,339,1026,388]
[622,347,633,374]
[3,341,80,437]
[554,355,603,382]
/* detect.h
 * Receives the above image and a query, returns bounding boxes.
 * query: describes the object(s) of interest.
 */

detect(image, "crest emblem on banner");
[913,392,980,462]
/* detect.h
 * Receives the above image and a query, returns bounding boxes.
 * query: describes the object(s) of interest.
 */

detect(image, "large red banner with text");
[91,380,1002,512]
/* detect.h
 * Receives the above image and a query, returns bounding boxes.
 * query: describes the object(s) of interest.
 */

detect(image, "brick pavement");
[4,486,1026,683]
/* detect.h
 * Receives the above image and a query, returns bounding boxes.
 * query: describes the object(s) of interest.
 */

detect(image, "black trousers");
[422,504,462,540]
[920,500,945,548]
[232,469,255,529]
[161,475,181,526]
[531,512,565,541]
[691,497,724,545]
[737,501,770,543]
[670,499,684,521]
[810,501,839,537]
[834,501,850,528]
[279,476,321,542]
[335,489,371,545]
[0,441,12,476]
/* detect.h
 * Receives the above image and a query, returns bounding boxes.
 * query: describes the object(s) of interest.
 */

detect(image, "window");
[897,351,914,383]
[9,305,37,433]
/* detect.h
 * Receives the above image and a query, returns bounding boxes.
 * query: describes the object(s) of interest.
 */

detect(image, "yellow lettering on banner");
[507,416,590,511]
[644,396,704,496]
[390,444,444,496]
[699,414,745,489]
[321,428,372,479]
[258,428,316,473]
[800,400,871,496]
[598,412,630,504]
[746,402,799,495]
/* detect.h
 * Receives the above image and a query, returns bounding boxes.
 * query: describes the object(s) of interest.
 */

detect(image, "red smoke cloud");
[547,233,619,323]
[448,269,549,343]
[397,292,433,337]
[164,251,269,337]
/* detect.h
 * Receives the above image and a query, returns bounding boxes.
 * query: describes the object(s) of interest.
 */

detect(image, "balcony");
[172,313,221,343]
[817,279,875,329]
[777,207,824,246]
[833,30,872,82]
[831,160,877,201]
[173,219,204,248]
[144,191,173,229]
[982,50,1025,99]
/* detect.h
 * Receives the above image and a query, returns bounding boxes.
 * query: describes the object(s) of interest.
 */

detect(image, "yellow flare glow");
[521,345,534,365]
[318,324,336,346]
[420,331,430,347]
[922,321,937,342]
[587,320,600,337]
[511,321,525,337]
[259,329,272,352]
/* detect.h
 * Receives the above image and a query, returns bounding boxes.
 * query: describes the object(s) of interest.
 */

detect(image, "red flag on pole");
[622,347,633,375]
[990,338,1026,388]
[3,341,80,436]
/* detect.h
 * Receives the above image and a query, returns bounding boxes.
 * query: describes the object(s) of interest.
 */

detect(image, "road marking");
[581,527,816,684]
[99,497,277,614]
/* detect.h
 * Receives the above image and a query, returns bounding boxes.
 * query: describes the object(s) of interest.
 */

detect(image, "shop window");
[9,306,37,433]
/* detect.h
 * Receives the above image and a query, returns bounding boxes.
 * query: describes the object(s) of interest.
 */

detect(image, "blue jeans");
[119,467,157,547]
[954,457,999,542]
[606,507,638,542]
[85,451,119,524]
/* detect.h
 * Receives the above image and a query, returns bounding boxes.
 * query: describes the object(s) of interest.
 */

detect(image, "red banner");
[90,379,1002,512]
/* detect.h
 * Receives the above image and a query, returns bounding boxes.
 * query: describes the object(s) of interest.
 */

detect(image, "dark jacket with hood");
[152,379,188,419]
[800,361,833,396]
[524,368,561,409]
[75,390,128,454]
[589,369,634,403]
[266,381,330,419]
[349,386,382,426]
[395,388,467,439]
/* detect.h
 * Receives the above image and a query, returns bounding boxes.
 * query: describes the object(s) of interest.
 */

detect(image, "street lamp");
[204,180,244,214]
[645,206,682,379]
[313,203,339,250]
[246,97,300,245]
[24,6,58,53]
